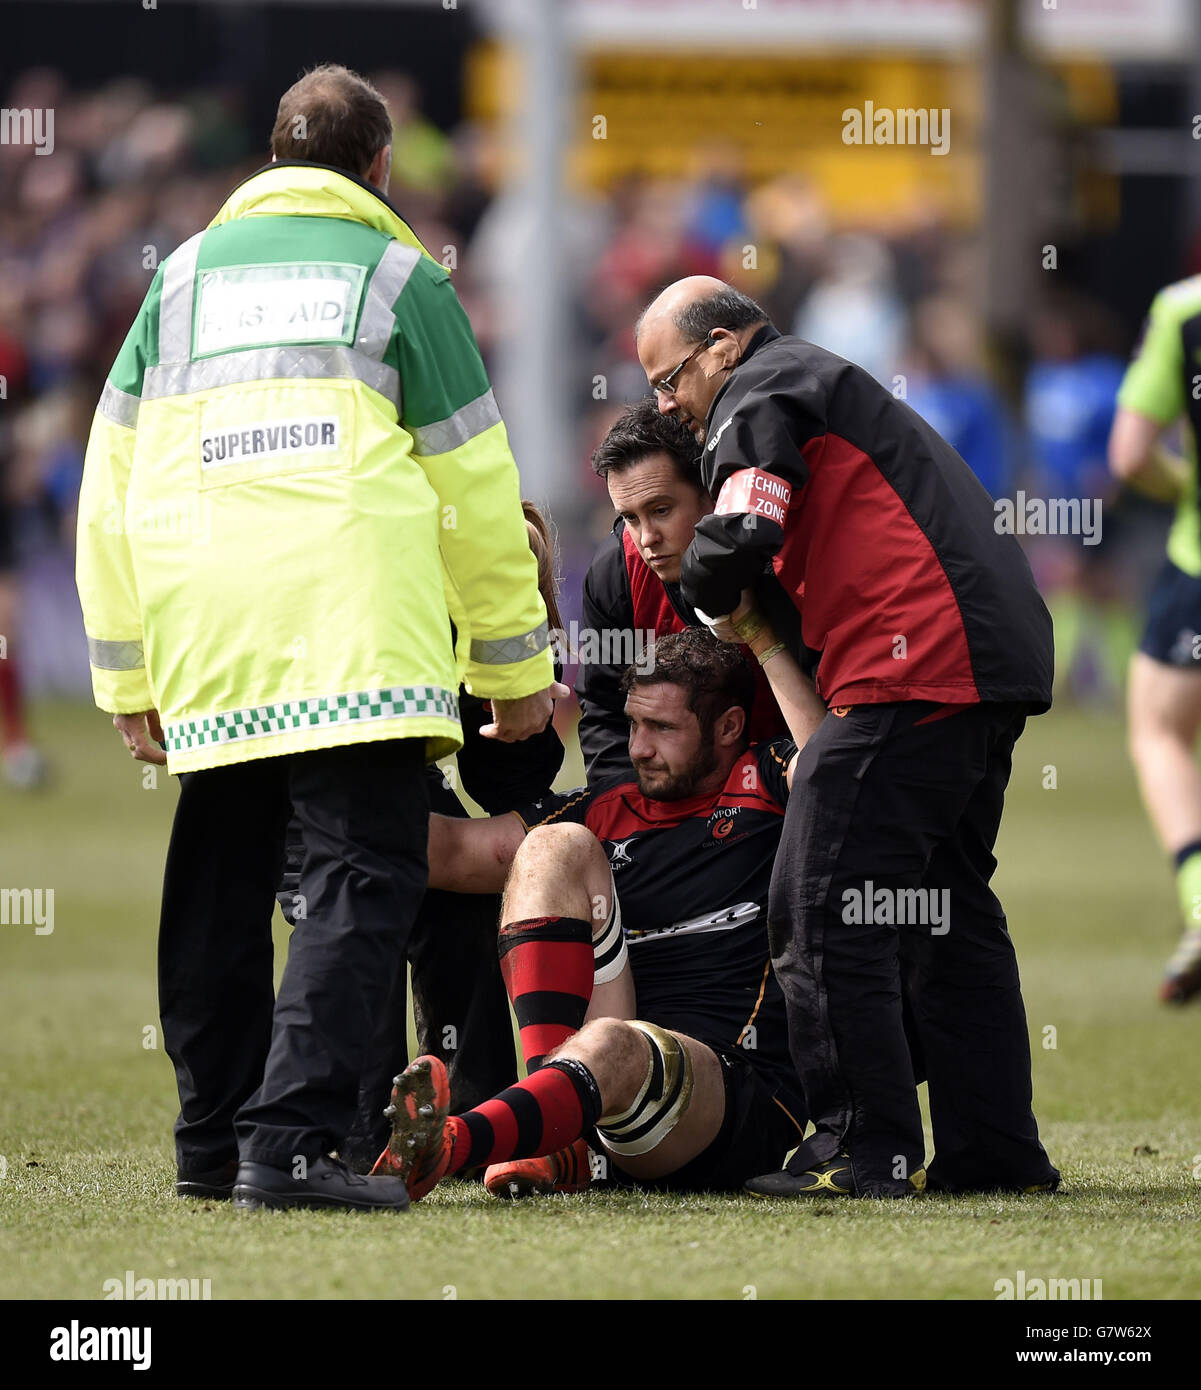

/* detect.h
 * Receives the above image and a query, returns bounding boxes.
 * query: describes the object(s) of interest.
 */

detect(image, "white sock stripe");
[592,874,627,985]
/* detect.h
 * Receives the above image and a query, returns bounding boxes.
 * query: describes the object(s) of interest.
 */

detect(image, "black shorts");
[602,1043,805,1194]
[1139,557,1201,668]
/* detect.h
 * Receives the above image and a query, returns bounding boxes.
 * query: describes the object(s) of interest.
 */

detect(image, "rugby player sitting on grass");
[374,626,826,1200]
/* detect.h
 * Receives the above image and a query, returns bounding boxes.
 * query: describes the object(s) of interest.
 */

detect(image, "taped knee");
[596,1021,693,1156]
[592,884,628,985]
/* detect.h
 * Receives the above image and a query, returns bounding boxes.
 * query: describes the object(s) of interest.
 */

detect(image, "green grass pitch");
[1,699,1199,1300]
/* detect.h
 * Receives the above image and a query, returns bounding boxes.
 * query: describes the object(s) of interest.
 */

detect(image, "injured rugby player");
[374,627,828,1200]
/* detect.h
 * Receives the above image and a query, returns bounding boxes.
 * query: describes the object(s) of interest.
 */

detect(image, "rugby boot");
[1160,926,1201,1004]
[746,1150,926,1198]
[745,1150,859,1198]
[484,1138,592,1199]
[373,1056,455,1201]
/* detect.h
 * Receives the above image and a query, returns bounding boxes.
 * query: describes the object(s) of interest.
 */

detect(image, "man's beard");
[635,739,719,801]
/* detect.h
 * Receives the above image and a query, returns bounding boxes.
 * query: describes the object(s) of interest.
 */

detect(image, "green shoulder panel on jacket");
[389,257,491,428]
[107,266,165,398]
[195,213,392,277]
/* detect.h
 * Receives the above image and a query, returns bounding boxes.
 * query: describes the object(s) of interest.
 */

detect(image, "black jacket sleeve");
[681,350,822,617]
[456,675,565,814]
[575,528,637,788]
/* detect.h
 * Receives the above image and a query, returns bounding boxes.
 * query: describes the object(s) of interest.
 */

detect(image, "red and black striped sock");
[498,915,594,1072]
[446,1057,603,1174]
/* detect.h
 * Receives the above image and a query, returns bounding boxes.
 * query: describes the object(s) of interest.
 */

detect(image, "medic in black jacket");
[635,276,1058,1200]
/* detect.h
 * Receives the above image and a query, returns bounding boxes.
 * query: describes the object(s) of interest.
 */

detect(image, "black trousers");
[769,701,1059,1197]
[159,738,429,1171]
[336,881,518,1168]
[291,768,518,1171]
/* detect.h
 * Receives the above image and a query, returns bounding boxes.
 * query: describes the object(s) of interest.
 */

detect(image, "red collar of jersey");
[625,747,759,823]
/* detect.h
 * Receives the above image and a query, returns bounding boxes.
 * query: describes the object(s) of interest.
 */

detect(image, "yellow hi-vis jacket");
[76,161,554,772]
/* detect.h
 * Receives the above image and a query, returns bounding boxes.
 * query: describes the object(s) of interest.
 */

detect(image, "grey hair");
[636,285,768,344]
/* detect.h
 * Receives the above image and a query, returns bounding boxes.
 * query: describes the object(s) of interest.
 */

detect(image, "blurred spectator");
[371,71,455,196]
[682,140,749,256]
[903,293,1014,501]
[1023,290,1135,703]
[732,174,828,328]
[794,232,906,385]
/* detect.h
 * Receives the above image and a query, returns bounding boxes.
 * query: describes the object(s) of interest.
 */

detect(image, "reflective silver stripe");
[88,637,145,671]
[157,232,205,364]
[410,389,502,458]
[356,241,421,361]
[470,619,549,666]
[97,381,139,429]
[142,345,399,405]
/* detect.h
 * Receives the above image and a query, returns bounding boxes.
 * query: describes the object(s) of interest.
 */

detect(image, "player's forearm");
[1121,445,1188,504]
[740,621,826,749]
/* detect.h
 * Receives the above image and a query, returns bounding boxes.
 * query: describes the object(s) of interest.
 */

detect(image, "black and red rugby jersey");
[512,738,804,1113]
[576,518,789,786]
[681,324,1054,712]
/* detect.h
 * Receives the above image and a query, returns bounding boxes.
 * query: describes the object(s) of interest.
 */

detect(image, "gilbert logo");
[49,1322,151,1370]
[706,415,735,452]
[609,839,634,869]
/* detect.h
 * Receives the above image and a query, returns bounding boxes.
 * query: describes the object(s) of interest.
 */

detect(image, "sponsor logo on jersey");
[706,806,739,841]
[702,805,747,847]
[201,417,339,469]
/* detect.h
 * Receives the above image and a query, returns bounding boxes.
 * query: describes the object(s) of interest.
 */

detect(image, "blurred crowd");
[0,65,1171,782]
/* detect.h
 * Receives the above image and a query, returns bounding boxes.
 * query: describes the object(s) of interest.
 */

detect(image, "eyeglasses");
[651,337,713,398]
